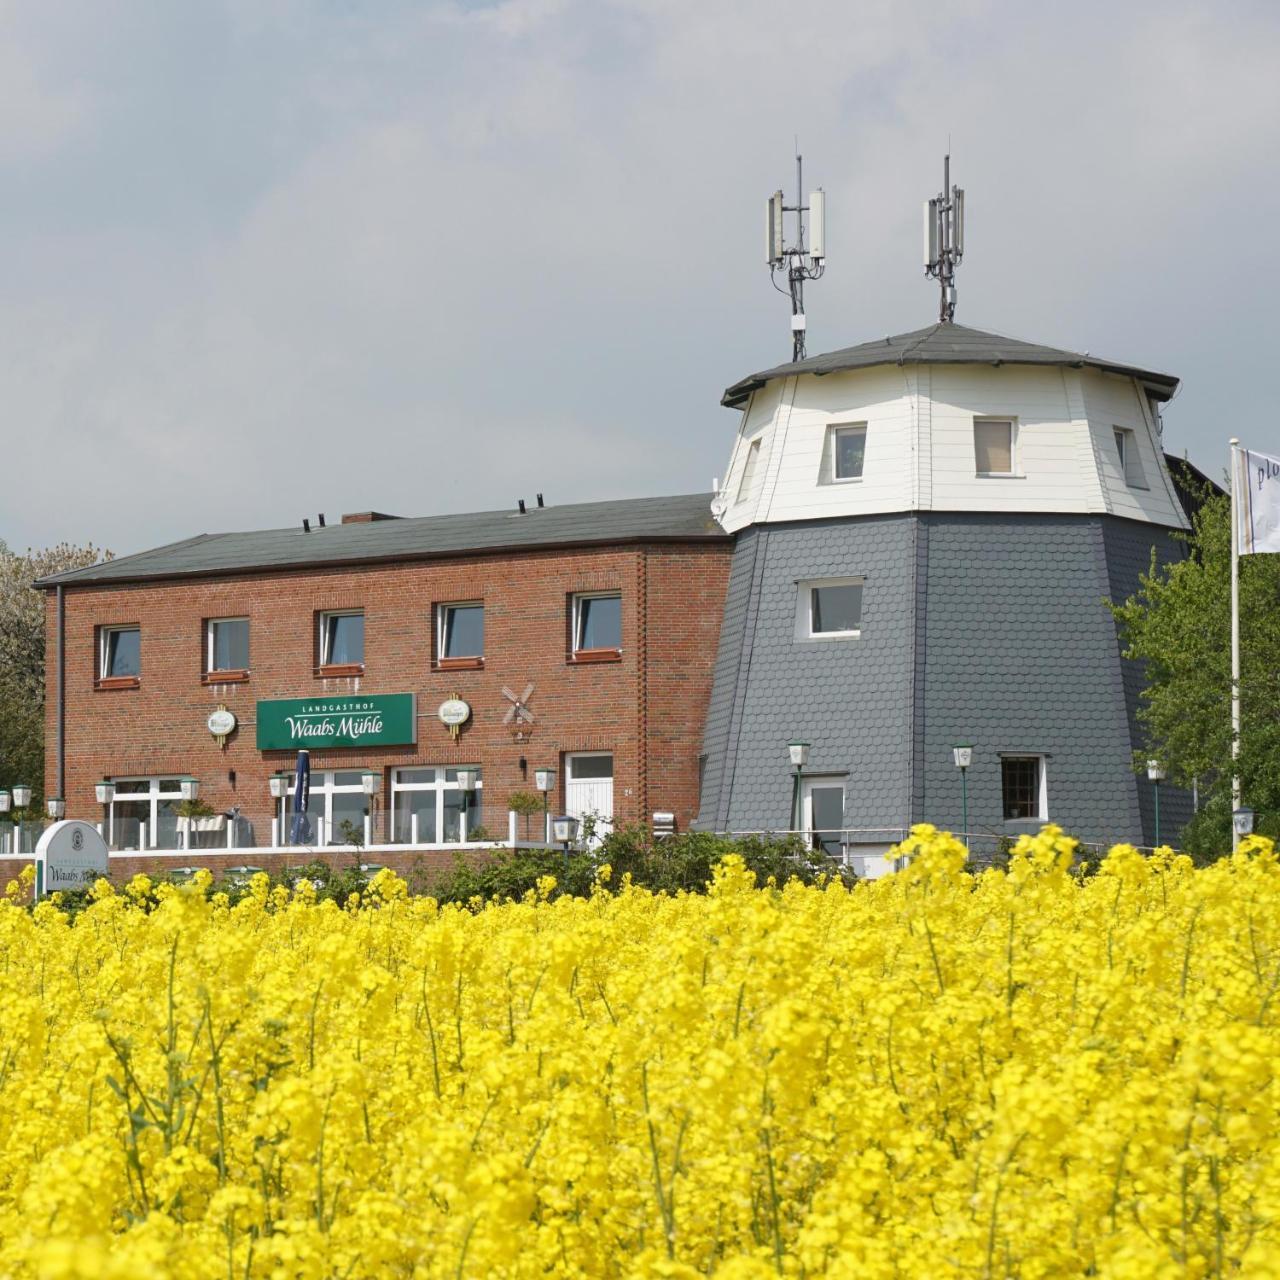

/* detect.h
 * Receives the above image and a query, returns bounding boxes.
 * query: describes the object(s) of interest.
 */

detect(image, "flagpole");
[1230,437,1241,850]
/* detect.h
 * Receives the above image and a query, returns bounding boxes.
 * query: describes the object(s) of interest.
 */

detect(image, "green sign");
[256,694,416,751]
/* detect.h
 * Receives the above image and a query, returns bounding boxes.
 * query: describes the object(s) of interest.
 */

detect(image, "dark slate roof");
[722,322,1180,407]
[39,492,725,588]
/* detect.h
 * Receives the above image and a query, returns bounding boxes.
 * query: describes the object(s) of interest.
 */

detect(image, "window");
[318,611,364,669]
[801,778,845,857]
[282,769,372,846]
[99,626,141,681]
[974,419,1015,476]
[823,423,867,482]
[207,618,249,674]
[437,603,484,665]
[1114,427,1147,488]
[1001,755,1047,821]
[391,767,483,843]
[735,437,761,503]
[796,578,863,640]
[106,777,182,850]
[572,592,622,656]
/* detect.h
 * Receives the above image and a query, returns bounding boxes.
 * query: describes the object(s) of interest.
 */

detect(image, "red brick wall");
[44,541,731,854]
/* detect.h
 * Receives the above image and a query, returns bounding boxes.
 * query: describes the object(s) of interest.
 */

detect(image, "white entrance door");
[566,753,614,844]
[801,777,846,859]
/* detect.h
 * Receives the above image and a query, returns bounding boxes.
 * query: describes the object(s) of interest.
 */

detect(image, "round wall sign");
[438,697,471,727]
[207,708,238,737]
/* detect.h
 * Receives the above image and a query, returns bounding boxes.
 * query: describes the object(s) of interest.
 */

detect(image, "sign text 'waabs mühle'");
[255,694,416,751]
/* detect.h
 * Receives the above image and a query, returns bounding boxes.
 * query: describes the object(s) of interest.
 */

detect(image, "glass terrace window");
[319,611,364,669]
[437,603,484,665]
[391,767,483,843]
[572,592,622,655]
[207,618,249,674]
[974,419,1016,476]
[825,423,867,482]
[1001,755,1046,821]
[100,626,140,681]
[796,578,863,640]
[107,776,182,850]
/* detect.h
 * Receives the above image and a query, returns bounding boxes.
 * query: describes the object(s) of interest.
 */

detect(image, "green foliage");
[427,825,845,906]
[0,541,110,802]
[176,799,216,820]
[1111,492,1280,855]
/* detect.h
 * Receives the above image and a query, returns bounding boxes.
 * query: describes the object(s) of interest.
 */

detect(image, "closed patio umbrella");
[290,750,312,845]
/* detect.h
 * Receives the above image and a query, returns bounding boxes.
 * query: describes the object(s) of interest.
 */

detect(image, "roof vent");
[518,499,527,514]
[302,518,311,533]
[341,512,401,524]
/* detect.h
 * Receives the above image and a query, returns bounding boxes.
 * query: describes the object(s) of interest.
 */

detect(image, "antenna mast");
[923,153,964,323]
[766,152,826,361]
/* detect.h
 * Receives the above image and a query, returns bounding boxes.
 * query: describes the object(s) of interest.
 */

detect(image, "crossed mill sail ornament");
[502,682,535,742]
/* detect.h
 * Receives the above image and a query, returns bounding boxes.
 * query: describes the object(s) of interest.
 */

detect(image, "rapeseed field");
[1,826,1278,1278]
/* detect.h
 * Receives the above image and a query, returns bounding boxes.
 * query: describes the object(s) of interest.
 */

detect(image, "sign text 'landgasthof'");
[255,694,416,751]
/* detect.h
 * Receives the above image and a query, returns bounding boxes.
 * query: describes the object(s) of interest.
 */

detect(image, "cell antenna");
[923,153,964,322]
[765,150,826,361]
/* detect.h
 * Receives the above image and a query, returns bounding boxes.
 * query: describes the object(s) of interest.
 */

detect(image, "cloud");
[1,0,1277,552]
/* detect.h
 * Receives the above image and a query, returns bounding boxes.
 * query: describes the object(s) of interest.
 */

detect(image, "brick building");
[37,494,730,876]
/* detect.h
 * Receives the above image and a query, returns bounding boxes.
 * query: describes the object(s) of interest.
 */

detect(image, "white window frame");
[1113,426,1148,489]
[571,591,622,653]
[974,417,1018,478]
[795,577,864,641]
[390,767,484,844]
[107,776,183,849]
[824,422,867,483]
[318,610,365,667]
[735,436,762,504]
[206,617,249,673]
[800,776,846,854]
[436,601,484,660]
[279,769,372,847]
[999,753,1048,822]
[100,625,141,680]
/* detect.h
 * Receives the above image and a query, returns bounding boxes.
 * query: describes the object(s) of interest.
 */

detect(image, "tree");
[0,541,109,803]
[1111,492,1280,855]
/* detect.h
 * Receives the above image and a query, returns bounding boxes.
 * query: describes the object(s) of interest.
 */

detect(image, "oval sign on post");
[207,708,237,737]
[34,821,110,898]
[438,697,471,740]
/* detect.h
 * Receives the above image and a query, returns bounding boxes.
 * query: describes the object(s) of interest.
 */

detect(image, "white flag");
[1236,447,1280,555]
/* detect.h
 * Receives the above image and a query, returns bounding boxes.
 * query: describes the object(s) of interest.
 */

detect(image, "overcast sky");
[3,0,1278,555]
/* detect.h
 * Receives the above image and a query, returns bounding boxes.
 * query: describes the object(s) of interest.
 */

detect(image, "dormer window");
[974,419,1016,477]
[820,423,866,483]
[1114,428,1147,488]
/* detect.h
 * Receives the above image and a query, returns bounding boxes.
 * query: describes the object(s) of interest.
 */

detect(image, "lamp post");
[269,774,288,846]
[361,770,380,845]
[0,791,9,816]
[456,769,478,841]
[46,797,66,821]
[12,783,32,809]
[95,781,114,845]
[952,744,973,842]
[535,767,555,842]
[788,741,810,833]
[551,813,579,875]
[1233,805,1255,845]
[1146,759,1166,847]
[179,777,200,802]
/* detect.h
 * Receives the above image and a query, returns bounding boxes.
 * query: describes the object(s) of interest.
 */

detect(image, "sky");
[2,0,1278,555]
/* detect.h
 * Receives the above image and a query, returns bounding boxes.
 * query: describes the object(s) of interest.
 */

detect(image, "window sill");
[315,663,365,678]
[203,669,249,685]
[824,475,865,485]
[95,676,140,691]
[800,630,863,642]
[568,648,623,665]
[435,656,485,671]
[975,473,1026,479]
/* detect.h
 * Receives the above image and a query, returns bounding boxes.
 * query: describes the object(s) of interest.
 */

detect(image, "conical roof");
[721,322,1179,408]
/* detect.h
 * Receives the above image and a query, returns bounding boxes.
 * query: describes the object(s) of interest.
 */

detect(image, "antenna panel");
[954,189,964,256]
[808,189,825,261]
[924,199,938,267]
[767,190,784,264]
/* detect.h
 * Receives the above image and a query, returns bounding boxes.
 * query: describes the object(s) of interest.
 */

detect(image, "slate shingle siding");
[697,516,915,834]
[700,511,1192,848]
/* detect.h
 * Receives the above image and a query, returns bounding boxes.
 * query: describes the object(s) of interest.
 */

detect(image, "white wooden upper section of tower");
[716,326,1186,533]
